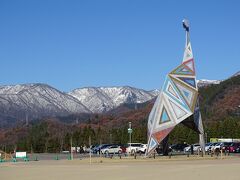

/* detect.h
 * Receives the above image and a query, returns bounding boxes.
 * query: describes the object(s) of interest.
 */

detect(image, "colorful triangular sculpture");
[146,20,205,156]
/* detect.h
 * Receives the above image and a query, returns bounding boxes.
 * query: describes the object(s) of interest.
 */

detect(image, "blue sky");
[0,0,239,92]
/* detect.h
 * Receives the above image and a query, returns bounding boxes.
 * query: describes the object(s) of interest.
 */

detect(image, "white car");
[209,142,220,152]
[184,144,201,153]
[212,143,222,151]
[101,145,122,154]
[137,144,147,153]
[126,143,142,154]
[205,143,213,152]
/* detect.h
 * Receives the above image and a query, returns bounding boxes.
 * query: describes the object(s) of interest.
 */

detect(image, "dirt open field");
[1,156,240,180]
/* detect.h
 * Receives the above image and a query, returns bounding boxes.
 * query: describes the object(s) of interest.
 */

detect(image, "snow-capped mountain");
[68,86,158,113]
[197,79,221,87]
[0,83,90,121]
[1,73,235,126]
[0,83,159,126]
[197,71,240,87]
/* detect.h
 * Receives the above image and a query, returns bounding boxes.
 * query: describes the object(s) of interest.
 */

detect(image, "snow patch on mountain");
[69,86,157,113]
[231,71,240,78]
[197,79,221,87]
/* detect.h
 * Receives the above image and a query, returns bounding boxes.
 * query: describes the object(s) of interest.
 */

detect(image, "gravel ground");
[1,156,240,180]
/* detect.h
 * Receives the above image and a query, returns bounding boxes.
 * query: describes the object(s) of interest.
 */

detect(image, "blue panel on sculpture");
[149,137,158,150]
[160,107,170,124]
[178,77,196,88]
[161,109,169,122]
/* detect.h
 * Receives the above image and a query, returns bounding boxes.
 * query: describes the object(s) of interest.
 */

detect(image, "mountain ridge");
[0,71,238,128]
[68,86,158,113]
[0,83,90,128]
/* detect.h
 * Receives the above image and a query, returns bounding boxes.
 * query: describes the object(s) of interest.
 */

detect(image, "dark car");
[156,144,171,154]
[169,144,189,152]
[228,142,240,153]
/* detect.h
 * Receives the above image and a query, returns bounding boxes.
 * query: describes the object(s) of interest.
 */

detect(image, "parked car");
[101,145,122,154]
[84,145,96,153]
[228,142,240,153]
[212,143,222,152]
[169,144,189,152]
[155,144,171,154]
[136,144,147,153]
[209,142,218,152]
[184,144,201,153]
[125,143,142,154]
[205,143,213,152]
[222,142,234,152]
[92,144,110,154]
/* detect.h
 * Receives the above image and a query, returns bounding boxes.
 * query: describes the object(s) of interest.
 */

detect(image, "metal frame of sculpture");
[146,20,205,156]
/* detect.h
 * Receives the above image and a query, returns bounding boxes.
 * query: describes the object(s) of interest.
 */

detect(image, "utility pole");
[70,136,73,160]
[100,139,102,158]
[128,122,132,154]
[89,136,92,164]
[4,145,6,160]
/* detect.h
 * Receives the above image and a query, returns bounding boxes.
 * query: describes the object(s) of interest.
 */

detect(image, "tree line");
[1,116,240,153]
